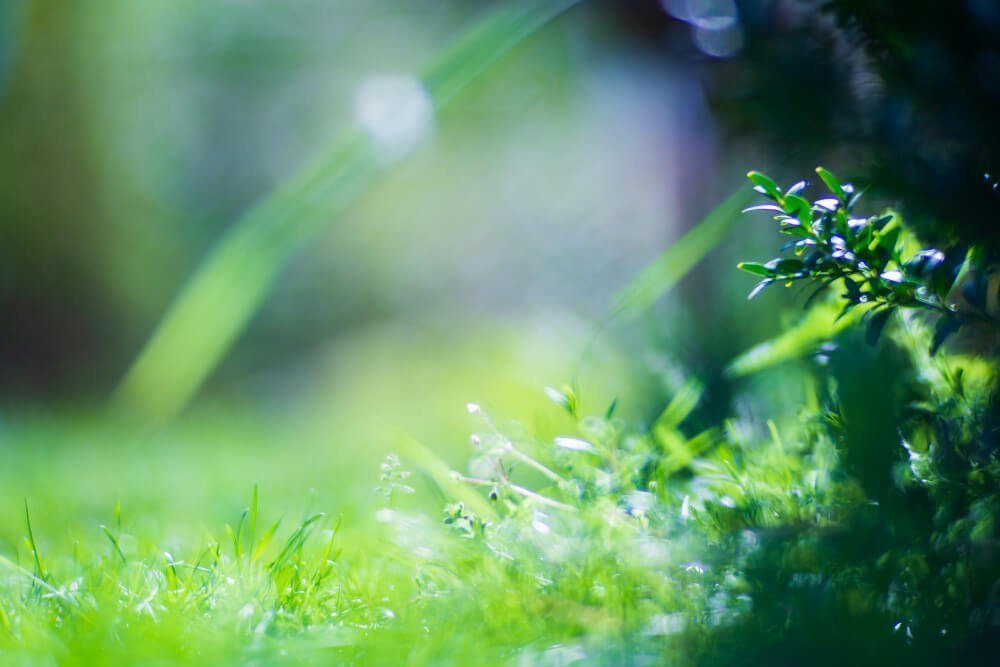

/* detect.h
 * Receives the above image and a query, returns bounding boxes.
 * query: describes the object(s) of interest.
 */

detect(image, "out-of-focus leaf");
[865,307,893,346]
[961,271,989,310]
[930,314,961,356]
[764,258,805,275]
[726,297,864,377]
[747,279,774,300]
[612,186,753,319]
[903,249,945,278]
[659,427,718,476]
[0,0,26,102]
[738,262,773,277]
[654,378,704,431]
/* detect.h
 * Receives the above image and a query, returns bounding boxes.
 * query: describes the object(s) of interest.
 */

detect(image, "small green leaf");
[786,180,807,196]
[815,167,845,199]
[544,385,578,417]
[779,222,814,239]
[747,171,782,200]
[738,262,773,277]
[782,193,812,224]
[765,258,805,276]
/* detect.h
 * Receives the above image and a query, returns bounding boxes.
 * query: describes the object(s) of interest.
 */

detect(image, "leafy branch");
[738,167,994,353]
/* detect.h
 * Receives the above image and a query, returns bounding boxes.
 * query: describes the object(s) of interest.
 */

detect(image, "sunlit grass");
[4,1,997,664]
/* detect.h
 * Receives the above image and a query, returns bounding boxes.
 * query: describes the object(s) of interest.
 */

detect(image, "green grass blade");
[100,525,128,565]
[654,377,704,430]
[571,185,751,393]
[659,427,719,476]
[725,297,866,378]
[23,500,43,579]
[114,0,582,423]
[394,433,496,521]
[247,483,259,563]
[252,518,282,564]
[612,186,752,320]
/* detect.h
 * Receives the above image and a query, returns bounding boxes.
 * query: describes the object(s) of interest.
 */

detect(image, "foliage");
[1,1,997,664]
[1,185,996,665]
[0,493,370,664]
[739,168,997,355]
[400,168,1000,663]
[710,0,1000,249]
[405,299,999,664]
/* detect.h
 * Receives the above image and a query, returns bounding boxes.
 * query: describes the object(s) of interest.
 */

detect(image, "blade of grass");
[100,525,128,565]
[23,500,43,580]
[252,518,282,564]
[394,432,496,521]
[571,186,751,393]
[268,513,325,572]
[114,0,583,424]
[725,297,866,377]
[0,554,65,601]
[247,483,259,563]
[659,427,719,476]
[654,377,704,430]
[611,186,753,320]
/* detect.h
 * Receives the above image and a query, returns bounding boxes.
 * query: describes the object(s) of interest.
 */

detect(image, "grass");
[0,101,820,663]
[0,317,602,664]
[2,254,997,665]
[0,347,862,665]
[0,399,743,665]
[5,1,997,664]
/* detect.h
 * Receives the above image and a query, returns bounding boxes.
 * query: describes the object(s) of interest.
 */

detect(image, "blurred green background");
[0,0,786,543]
[2,3,999,664]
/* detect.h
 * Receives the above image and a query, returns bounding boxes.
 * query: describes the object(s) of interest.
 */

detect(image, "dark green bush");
[711,0,1000,250]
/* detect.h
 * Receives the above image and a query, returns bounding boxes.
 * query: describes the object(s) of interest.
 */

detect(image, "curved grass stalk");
[611,186,753,320]
[114,0,583,423]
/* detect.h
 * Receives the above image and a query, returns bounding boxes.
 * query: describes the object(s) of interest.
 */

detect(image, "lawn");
[1,1,998,665]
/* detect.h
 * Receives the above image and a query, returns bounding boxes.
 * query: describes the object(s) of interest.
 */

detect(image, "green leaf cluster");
[740,168,997,353]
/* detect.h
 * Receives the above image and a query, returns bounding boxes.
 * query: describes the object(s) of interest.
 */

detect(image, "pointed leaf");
[738,262,773,277]
[614,187,752,318]
[747,171,782,200]
[747,279,773,300]
[815,167,845,200]
[786,180,808,196]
